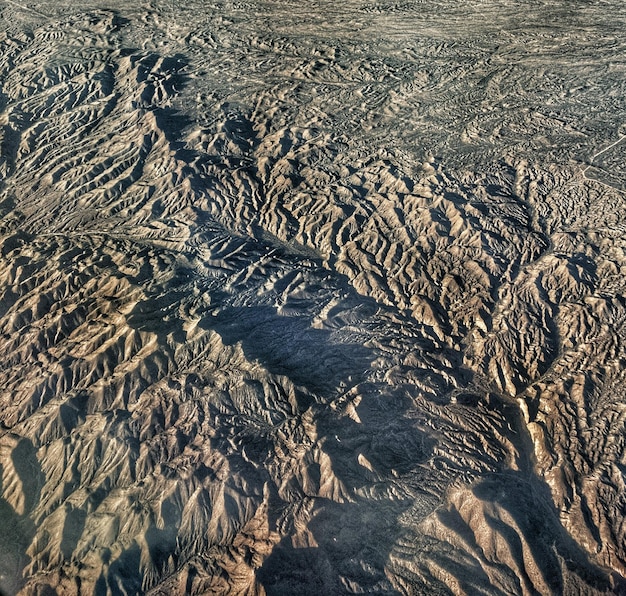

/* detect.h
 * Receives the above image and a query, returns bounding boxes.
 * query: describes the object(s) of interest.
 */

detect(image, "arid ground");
[1,1,625,594]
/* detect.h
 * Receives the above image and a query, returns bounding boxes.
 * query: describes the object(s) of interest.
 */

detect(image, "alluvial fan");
[0,1,625,594]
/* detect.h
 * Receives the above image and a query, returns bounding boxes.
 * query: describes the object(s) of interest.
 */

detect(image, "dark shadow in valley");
[201,303,373,395]
[469,472,620,594]
[0,437,44,595]
[258,500,406,596]
[196,294,434,593]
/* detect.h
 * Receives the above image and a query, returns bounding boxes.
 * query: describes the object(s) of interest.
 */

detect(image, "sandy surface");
[0,1,625,594]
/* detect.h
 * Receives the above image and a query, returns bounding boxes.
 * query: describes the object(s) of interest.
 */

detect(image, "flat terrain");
[0,1,625,594]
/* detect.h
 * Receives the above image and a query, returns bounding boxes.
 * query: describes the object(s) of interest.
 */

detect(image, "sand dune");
[1,2,625,594]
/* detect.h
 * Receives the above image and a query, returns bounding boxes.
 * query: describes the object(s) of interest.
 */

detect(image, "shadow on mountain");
[471,473,621,594]
[203,304,374,396]
[258,498,406,595]
[0,437,43,595]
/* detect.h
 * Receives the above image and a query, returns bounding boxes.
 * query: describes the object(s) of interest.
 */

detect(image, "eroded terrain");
[0,1,625,594]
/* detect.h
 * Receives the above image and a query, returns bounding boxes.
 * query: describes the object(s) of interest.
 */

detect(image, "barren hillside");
[0,1,625,594]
